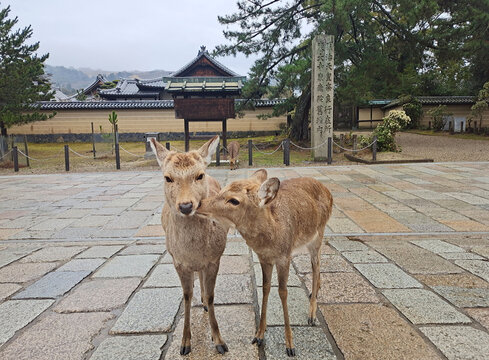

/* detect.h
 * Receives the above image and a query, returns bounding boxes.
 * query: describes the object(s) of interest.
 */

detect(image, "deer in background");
[150,135,229,356]
[197,169,333,357]
[227,141,240,170]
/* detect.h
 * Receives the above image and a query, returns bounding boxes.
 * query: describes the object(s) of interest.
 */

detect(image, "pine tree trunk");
[0,121,7,137]
[290,82,311,141]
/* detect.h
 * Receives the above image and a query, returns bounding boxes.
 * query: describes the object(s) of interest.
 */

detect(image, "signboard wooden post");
[311,34,334,160]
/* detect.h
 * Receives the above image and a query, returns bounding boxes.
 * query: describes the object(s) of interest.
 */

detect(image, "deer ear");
[150,138,169,167]
[258,177,280,207]
[198,135,220,165]
[250,169,268,184]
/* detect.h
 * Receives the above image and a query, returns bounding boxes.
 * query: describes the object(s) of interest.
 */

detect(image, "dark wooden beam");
[184,119,189,152]
[222,119,227,156]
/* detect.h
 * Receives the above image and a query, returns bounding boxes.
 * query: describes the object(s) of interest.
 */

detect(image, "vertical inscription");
[311,34,334,160]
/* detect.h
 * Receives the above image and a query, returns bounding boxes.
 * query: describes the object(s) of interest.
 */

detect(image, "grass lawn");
[405,129,489,141]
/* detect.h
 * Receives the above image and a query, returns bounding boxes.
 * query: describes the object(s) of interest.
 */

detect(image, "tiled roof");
[38,98,285,110]
[171,46,242,77]
[99,79,160,98]
[82,74,107,95]
[384,96,476,109]
[136,78,166,90]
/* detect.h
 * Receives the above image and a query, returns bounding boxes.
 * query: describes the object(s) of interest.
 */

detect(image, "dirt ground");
[1,132,488,174]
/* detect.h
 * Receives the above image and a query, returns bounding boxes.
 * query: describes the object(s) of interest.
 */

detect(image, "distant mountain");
[44,65,173,95]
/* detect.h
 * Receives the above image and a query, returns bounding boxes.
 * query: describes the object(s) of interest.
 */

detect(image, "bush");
[427,105,452,131]
[400,96,423,129]
[371,110,411,152]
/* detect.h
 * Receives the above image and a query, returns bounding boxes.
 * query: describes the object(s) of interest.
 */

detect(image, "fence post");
[115,124,120,170]
[327,137,332,164]
[165,142,170,150]
[248,139,253,166]
[0,135,5,159]
[64,145,70,171]
[372,136,377,162]
[91,122,96,158]
[13,146,18,172]
[283,138,290,166]
[216,142,220,166]
[339,134,345,153]
[428,121,431,130]
[353,134,357,151]
[10,136,14,161]
[23,135,29,167]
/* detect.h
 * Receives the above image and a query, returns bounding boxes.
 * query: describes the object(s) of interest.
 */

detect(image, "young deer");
[150,136,229,356]
[227,141,240,170]
[197,169,333,357]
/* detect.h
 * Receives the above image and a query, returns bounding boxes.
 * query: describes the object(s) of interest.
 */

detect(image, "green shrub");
[371,110,411,152]
[400,96,423,129]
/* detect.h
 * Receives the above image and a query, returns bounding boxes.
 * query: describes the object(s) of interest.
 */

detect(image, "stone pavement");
[0,162,489,359]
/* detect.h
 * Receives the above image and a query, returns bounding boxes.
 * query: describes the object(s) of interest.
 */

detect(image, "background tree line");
[215,0,489,139]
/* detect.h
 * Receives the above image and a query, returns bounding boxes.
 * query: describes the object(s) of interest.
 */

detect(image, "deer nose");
[179,202,193,215]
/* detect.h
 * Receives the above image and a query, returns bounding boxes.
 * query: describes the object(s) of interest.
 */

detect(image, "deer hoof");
[180,346,191,355]
[308,317,317,326]
[252,337,263,347]
[216,343,229,354]
[286,347,296,357]
[203,305,208,312]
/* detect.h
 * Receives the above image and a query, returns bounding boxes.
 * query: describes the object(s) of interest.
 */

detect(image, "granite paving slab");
[143,264,180,288]
[420,326,489,360]
[432,286,489,307]
[0,299,54,346]
[20,246,86,262]
[118,244,165,255]
[304,272,380,304]
[0,283,21,301]
[0,312,113,360]
[454,260,489,282]
[223,240,250,255]
[57,258,105,272]
[257,287,310,326]
[13,270,90,299]
[253,263,302,287]
[218,255,251,274]
[90,335,167,360]
[370,241,464,274]
[471,246,489,258]
[110,288,182,334]
[410,239,465,253]
[93,255,159,278]
[438,252,484,260]
[264,326,336,360]
[0,262,57,283]
[55,278,141,313]
[465,308,489,331]
[383,289,471,324]
[293,254,354,274]
[415,274,489,288]
[341,250,388,263]
[354,263,422,289]
[192,273,253,305]
[329,238,368,252]
[320,304,441,360]
[76,245,124,259]
[165,305,259,360]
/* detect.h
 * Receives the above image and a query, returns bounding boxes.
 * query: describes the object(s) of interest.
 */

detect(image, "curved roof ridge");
[171,47,241,77]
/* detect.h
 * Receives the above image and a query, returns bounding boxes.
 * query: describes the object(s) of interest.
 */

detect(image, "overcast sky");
[2,0,257,75]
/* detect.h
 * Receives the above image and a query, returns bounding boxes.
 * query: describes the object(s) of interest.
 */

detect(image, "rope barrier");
[119,145,146,158]
[332,139,377,152]
[170,145,184,153]
[252,141,283,155]
[69,148,92,158]
[0,149,12,160]
[17,149,40,161]
[289,138,329,150]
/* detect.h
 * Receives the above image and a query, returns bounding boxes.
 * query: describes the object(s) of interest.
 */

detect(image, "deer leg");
[252,261,273,347]
[175,267,194,356]
[198,270,208,312]
[204,263,228,354]
[308,237,321,325]
[277,260,295,357]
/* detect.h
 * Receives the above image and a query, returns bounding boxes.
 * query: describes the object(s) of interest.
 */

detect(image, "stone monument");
[311,34,334,160]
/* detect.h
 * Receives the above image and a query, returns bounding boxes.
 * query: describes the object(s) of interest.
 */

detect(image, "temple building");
[12,47,287,140]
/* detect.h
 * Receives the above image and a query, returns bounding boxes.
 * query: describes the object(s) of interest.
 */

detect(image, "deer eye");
[165,176,173,183]
[196,173,204,181]
[227,198,240,206]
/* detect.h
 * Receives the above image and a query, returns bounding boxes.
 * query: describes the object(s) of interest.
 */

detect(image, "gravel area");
[396,133,489,162]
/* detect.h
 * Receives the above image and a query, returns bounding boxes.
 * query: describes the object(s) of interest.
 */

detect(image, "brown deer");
[227,141,240,170]
[150,136,229,356]
[197,169,333,357]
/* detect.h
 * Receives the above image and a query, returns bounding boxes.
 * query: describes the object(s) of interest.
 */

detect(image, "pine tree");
[0,5,54,140]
